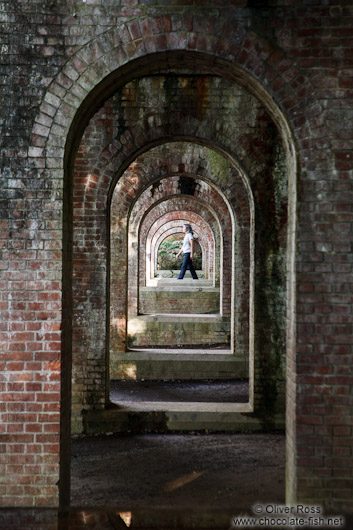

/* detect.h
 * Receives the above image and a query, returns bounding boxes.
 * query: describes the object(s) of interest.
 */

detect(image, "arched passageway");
[63,48,296,510]
[71,65,290,432]
[4,1,352,518]
[110,145,245,379]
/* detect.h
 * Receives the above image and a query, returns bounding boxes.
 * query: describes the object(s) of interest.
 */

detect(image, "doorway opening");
[65,50,296,517]
[108,140,253,414]
[70,65,290,432]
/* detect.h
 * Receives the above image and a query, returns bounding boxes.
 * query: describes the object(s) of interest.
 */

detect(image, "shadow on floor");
[69,433,286,526]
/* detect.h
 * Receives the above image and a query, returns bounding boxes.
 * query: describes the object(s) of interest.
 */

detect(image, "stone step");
[83,405,285,435]
[127,314,230,348]
[139,286,220,314]
[131,313,224,321]
[141,285,219,292]
[147,277,213,287]
[110,379,249,403]
[110,348,248,380]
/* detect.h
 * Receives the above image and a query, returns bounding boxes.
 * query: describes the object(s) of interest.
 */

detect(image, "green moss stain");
[253,148,287,425]
[205,148,231,184]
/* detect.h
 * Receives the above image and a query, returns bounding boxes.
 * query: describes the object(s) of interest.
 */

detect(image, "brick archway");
[30,28,300,506]
[109,145,253,363]
[3,0,352,515]
[147,216,212,281]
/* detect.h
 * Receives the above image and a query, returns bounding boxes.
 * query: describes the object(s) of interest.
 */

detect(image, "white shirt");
[181,232,193,253]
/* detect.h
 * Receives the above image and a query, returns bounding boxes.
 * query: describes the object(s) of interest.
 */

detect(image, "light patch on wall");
[119,512,132,527]
[85,173,98,190]
[127,316,148,334]
[118,362,137,380]
[112,317,126,328]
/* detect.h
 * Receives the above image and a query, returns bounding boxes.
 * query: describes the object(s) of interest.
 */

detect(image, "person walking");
[176,223,198,280]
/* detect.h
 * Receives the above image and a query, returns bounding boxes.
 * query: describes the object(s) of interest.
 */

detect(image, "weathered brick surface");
[0,0,352,513]
[108,143,254,372]
[139,287,220,314]
[127,315,230,348]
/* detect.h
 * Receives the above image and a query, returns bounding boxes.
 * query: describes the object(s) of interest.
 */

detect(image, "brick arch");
[133,192,248,344]
[70,69,289,479]
[148,216,213,281]
[30,21,315,162]
[121,191,224,321]
[108,148,253,418]
[154,227,204,276]
[113,145,252,233]
[41,24,303,507]
[72,82,282,212]
[144,211,216,283]
[70,66,290,452]
[121,170,240,317]
[109,147,252,328]
[75,120,289,456]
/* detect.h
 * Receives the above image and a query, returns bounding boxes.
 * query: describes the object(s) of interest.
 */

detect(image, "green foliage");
[157,234,202,270]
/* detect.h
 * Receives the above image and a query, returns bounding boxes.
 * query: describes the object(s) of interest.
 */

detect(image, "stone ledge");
[110,350,248,380]
[82,406,285,435]
[140,286,220,292]
[130,313,226,322]
[117,348,237,359]
[147,278,213,287]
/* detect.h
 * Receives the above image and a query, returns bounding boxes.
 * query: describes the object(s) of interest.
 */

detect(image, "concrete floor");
[3,433,353,529]
[70,432,286,528]
[110,379,249,404]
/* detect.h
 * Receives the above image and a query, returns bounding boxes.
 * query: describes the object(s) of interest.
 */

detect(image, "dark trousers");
[178,252,198,279]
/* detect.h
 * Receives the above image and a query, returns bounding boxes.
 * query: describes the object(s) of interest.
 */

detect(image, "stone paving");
[110,379,249,403]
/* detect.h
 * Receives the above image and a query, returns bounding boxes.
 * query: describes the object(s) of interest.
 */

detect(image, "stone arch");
[134,194,226,309]
[142,209,216,298]
[110,166,237,333]
[30,20,314,161]
[108,142,253,358]
[148,215,213,281]
[125,173,232,285]
[31,27,303,504]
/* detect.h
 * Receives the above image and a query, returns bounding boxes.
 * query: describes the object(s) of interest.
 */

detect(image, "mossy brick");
[127,314,230,347]
[139,288,220,314]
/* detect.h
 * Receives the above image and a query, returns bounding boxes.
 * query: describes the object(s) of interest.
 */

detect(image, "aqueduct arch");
[31,30,298,506]
[2,1,351,517]
[109,144,253,388]
[148,215,212,281]
[67,56,293,506]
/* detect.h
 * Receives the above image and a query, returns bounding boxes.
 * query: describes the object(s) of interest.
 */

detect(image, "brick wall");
[1,0,352,513]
